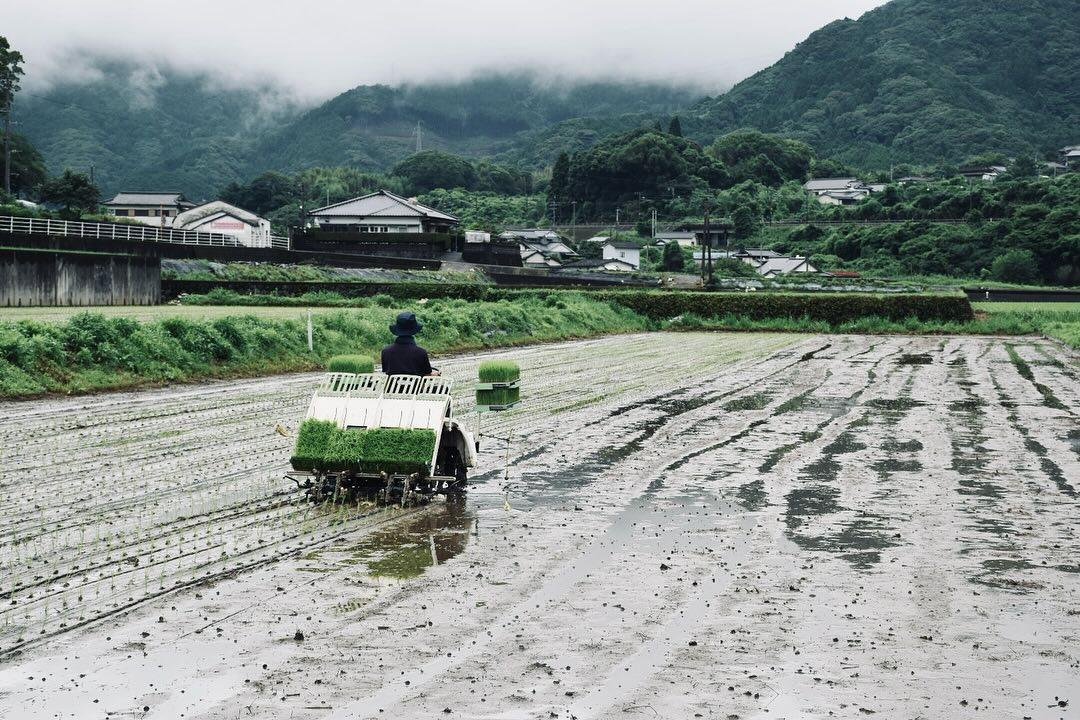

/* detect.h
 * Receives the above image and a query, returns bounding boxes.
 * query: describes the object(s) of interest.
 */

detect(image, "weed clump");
[327,355,375,374]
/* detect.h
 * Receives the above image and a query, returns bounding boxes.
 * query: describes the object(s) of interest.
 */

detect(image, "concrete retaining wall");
[1,248,160,306]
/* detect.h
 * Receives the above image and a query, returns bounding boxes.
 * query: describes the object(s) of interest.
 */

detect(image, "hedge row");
[593,291,975,324]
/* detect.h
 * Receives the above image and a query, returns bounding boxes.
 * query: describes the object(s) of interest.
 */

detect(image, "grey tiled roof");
[308,190,459,223]
[105,191,192,207]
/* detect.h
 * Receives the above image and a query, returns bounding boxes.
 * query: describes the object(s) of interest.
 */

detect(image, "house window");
[113,209,129,216]
[134,209,149,217]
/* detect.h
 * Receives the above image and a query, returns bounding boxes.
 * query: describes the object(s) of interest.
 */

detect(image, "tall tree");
[38,170,100,216]
[548,151,570,204]
[0,36,26,195]
[668,116,683,137]
[9,133,45,195]
[662,239,685,270]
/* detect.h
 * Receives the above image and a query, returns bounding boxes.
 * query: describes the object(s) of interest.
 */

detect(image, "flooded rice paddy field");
[0,331,1077,719]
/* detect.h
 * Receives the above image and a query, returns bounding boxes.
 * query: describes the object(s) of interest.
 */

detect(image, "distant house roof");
[104,191,195,208]
[655,231,695,240]
[581,235,611,243]
[500,228,565,242]
[736,248,781,259]
[756,257,817,276]
[898,176,930,183]
[603,240,642,250]
[803,178,859,192]
[520,240,578,256]
[173,200,265,229]
[564,258,637,272]
[521,250,562,267]
[308,190,459,223]
[1065,149,1080,158]
[828,189,869,198]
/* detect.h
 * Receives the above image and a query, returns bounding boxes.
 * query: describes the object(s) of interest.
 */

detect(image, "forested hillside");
[15,59,301,199]
[250,74,697,175]
[686,0,1080,167]
[17,65,697,198]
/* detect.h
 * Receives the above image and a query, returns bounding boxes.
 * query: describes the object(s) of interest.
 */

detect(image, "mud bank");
[0,332,1077,719]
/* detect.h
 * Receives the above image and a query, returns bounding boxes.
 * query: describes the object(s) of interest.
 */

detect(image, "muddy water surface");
[0,333,1077,719]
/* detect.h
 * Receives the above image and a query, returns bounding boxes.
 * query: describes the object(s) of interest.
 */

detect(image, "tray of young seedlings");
[475,360,521,412]
[287,355,476,506]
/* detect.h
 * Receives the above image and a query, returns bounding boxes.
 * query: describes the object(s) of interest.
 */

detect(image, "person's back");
[380,311,435,376]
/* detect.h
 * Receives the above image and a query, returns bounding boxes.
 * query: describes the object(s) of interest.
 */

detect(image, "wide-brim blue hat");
[389,311,423,336]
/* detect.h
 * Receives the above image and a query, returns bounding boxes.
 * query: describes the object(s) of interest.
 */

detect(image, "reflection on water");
[342,501,477,580]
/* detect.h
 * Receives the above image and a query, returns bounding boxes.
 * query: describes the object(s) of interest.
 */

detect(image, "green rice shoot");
[327,354,375,374]
[478,360,520,383]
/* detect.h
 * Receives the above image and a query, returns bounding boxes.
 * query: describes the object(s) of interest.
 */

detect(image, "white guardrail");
[0,215,290,250]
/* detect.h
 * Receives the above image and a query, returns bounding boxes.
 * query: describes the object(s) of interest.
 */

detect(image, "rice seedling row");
[0,332,801,660]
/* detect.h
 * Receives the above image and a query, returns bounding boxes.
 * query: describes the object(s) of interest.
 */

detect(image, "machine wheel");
[444,448,468,496]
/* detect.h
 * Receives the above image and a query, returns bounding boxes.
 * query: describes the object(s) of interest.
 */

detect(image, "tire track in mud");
[332,335,1079,720]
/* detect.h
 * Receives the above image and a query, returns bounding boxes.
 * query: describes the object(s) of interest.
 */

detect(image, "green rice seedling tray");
[290,419,338,471]
[475,380,520,390]
[327,355,375,374]
[475,402,520,412]
[354,428,437,475]
[478,360,520,383]
[297,425,437,474]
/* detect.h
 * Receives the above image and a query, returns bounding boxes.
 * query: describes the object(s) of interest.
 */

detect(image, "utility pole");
[703,210,713,285]
[651,208,657,239]
[571,201,576,240]
[2,95,10,195]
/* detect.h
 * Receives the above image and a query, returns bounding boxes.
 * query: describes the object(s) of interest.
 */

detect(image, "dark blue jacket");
[380,336,432,376]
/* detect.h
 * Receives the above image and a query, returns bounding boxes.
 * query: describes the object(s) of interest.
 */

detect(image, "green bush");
[478,360,520,382]
[291,419,338,471]
[327,355,375,374]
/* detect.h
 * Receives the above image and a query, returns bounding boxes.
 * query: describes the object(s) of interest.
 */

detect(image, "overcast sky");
[8,0,889,99]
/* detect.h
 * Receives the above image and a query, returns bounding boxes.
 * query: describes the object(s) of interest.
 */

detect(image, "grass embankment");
[3,292,1074,399]
[972,302,1080,348]
[0,295,649,398]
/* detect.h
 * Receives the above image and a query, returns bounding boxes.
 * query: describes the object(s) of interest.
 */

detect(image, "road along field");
[0,331,1077,719]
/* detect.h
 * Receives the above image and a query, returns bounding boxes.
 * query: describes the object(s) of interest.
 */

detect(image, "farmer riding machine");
[287,371,478,505]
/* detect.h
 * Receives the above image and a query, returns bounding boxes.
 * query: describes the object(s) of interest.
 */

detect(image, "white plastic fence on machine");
[0,215,290,249]
[307,373,453,434]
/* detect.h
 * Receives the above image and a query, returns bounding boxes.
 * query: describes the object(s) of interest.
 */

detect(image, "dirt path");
[0,332,1076,719]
